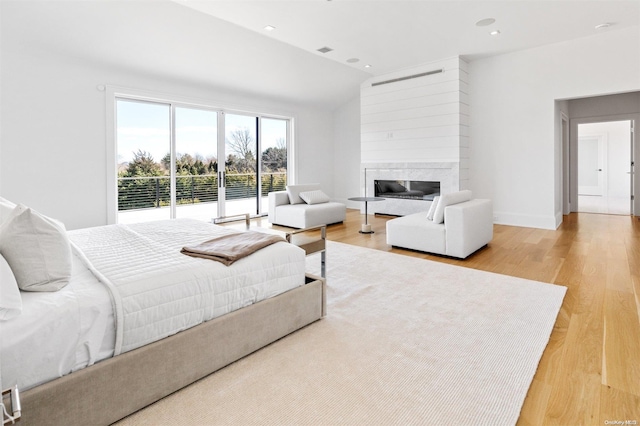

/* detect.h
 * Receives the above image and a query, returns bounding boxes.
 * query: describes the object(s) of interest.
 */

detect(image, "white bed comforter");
[69,219,306,355]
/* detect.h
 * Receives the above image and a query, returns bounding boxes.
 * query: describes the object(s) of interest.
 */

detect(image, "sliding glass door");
[260,118,288,215]
[116,99,172,223]
[174,107,219,221]
[224,114,259,217]
[115,97,290,223]
[221,114,289,217]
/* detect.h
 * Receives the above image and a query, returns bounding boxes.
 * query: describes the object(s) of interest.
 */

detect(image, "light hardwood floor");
[246,210,640,425]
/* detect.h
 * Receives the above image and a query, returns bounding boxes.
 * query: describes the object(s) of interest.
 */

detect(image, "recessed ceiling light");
[476,18,496,27]
[595,23,612,30]
[317,46,333,54]
[364,64,372,68]
[490,30,501,36]
[347,58,360,63]
[264,25,276,31]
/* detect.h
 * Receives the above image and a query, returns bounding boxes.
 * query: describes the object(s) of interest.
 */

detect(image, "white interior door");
[578,135,605,196]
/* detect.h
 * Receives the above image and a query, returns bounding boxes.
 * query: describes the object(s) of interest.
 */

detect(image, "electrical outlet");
[493,215,498,221]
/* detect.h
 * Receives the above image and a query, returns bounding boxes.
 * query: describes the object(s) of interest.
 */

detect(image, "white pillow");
[0,205,72,292]
[432,190,472,224]
[426,196,439,221]
[0,253,22,321]
[0,196,17,226]
[299,190,330,205]
[286,184,321,205]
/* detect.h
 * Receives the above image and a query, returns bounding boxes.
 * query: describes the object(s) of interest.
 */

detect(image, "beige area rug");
[116,241,566,426]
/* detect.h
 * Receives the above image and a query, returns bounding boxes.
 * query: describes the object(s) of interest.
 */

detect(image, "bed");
[0,199,325,425]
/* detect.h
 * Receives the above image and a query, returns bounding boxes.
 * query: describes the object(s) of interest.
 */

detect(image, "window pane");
[175,107,218,221]
[116,99,170,223]
[260,118,288,215]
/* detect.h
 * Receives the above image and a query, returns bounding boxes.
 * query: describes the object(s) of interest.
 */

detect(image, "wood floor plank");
[543,251,605,423]
[606,257,633,293]
[599,385,640,425]
[544,314,603,425]
[633,274,640,335]
[603,289,640,397]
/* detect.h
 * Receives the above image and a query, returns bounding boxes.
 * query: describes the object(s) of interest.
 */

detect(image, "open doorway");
[562,92,640,219]
[577,120,632,215]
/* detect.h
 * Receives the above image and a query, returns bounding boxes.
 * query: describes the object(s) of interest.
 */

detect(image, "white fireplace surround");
[361,162,462,216]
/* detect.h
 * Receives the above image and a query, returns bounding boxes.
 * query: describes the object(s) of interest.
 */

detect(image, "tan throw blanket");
[181,231,285,266]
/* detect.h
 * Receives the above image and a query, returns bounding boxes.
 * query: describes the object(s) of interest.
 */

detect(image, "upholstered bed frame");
[8,274,325,426]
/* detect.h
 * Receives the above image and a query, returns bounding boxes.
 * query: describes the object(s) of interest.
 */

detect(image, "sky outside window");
[175,107,217,163]
[116,99,170,164]
[117,100,285,165]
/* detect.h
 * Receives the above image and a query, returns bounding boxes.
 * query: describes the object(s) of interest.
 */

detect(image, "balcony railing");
[117,172,286,211]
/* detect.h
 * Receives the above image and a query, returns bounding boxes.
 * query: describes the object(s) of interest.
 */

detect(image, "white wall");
[0,44,335,230]
[469,26,640,229]
[333,96,361,208]
[360,58,468,171]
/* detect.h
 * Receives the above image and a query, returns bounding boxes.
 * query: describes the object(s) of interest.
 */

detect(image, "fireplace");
[361,162,463,216]
[374,180,440,201]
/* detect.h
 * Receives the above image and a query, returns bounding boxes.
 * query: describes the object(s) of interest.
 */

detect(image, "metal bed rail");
[2,386,21,424]
[212,213,251,229]
[212,215,327,277]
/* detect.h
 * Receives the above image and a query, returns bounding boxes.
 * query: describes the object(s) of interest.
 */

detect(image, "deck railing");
[117,172,286,211]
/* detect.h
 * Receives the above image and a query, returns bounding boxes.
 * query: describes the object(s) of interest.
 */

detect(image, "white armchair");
[268,184,346,229]
[386,191,493,259]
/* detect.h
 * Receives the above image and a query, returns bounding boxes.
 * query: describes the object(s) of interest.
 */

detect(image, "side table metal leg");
[321,250,326,278]
[364,201,368,225]
[359,201,374,234]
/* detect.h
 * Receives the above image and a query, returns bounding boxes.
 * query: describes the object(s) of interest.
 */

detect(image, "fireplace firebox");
[374,180,440,201]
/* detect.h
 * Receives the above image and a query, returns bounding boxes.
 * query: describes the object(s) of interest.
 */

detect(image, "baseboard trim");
[492,211,558,230]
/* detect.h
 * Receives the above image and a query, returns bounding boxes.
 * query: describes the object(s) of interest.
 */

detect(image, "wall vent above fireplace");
[371,68,444,87]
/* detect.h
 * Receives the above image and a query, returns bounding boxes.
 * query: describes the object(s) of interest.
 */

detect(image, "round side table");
[348,197,385,234]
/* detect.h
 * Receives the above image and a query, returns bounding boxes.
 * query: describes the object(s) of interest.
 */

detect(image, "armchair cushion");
[432,190,472,224]
[426,196,439,221]
[386,212,446,254]
[299,190,330,205]
[286,184,321,205]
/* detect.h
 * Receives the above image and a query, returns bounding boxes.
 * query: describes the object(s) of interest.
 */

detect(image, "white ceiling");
[176,0,640,76]
[2,1,638,110]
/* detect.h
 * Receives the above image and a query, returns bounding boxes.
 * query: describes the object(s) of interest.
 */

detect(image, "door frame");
[569,113,638,215]
[106,86,295,224]
[562,113,570,215]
